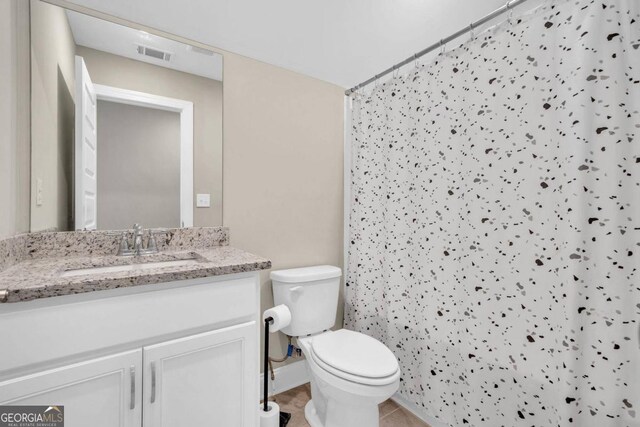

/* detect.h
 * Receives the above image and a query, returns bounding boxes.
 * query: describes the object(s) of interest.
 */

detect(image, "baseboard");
[260,360,309,401]
[390,393,449,427]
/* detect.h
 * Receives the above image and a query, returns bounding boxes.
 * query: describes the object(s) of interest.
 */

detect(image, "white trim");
[93,83,194,227]
[259,360,309,401]
[390,393,449,427]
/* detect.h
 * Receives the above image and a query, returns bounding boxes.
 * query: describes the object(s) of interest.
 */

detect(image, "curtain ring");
[469,22,475,40]
[393,64,400,79]
[439,39,445,55]
[506,0,514,23]
[413,53,420,68]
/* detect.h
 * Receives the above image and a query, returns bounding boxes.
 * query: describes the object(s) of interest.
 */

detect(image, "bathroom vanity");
[1,3,268,426]
[0,227,270,427]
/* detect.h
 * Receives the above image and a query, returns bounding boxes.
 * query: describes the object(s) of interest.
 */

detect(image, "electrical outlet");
[196,193,211,208]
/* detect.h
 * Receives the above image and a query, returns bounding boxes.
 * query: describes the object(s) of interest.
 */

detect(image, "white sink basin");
[61,259,201,278]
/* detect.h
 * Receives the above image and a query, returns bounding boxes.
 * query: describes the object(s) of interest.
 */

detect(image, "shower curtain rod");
[344,0,530,96]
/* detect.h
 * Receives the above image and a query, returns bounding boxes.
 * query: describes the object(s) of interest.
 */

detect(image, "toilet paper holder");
[261,306,292,427]
[263,316,274,413]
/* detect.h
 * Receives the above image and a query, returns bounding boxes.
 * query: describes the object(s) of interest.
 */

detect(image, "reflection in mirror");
[29,0,223,231]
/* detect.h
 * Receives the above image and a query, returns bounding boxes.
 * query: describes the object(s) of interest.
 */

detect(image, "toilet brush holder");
[261,307,292,427]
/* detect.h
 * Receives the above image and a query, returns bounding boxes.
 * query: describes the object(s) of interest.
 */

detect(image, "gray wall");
[97,101,181,230]
[30,0,76,232]
[0,0,30,238]
[77,46,223,227]
[223,53,345,369]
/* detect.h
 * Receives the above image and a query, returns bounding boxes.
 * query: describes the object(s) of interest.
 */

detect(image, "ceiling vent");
[136,45,172,62]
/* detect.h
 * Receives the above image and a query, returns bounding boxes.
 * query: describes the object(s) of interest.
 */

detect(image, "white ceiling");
[65,0,516,89]
[66,9,223,81]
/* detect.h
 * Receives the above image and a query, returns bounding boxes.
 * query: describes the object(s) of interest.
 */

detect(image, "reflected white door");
[74,55,98,230]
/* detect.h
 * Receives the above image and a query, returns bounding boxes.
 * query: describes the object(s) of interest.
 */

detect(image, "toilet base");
[304,397,380,427]
[305,400,323,427]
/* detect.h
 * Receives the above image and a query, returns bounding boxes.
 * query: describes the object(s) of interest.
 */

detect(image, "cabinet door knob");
[150,361,157,404]
[130,365,136,410]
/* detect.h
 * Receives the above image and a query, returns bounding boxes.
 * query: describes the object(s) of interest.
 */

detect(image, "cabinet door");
[143,321,258,427]
[0,350,142,427]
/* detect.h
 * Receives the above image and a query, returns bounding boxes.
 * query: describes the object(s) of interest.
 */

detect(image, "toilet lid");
[311,329,398,379]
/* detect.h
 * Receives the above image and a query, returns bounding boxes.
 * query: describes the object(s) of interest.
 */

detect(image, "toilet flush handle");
[290,286,303,294]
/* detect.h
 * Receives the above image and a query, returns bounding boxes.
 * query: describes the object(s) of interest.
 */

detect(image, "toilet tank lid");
[270,265,342,283]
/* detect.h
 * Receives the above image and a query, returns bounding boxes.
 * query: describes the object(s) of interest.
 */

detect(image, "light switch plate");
[36,178,43,206]
[196,193,211,208]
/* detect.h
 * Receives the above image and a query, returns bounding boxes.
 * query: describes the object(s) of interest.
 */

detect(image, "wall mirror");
[29,0,223,231]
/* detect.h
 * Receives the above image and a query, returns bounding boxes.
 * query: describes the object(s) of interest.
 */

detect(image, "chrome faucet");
[111,224,165,256]
[132,223,145,255]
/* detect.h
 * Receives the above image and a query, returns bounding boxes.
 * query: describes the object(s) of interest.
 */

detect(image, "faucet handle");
[146,229,168,253]
[106,231,131,256]
[146,231,158,253]
[117,232,130,255]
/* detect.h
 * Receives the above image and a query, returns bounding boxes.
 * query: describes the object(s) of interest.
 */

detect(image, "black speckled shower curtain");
[345,0,640,425]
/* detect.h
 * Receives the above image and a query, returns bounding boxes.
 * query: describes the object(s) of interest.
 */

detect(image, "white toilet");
[270,265,400,427]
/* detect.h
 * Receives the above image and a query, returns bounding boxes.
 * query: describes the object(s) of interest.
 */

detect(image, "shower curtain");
[345,0,639,425]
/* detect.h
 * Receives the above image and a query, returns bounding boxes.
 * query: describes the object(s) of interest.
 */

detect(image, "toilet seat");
[307,330,400,386]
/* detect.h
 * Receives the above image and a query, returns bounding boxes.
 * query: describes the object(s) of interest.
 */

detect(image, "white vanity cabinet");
[143,322,256,427]
[0,350,142,427]
[0,273,260,427]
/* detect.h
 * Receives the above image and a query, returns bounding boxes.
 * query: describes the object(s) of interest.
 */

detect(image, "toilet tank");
[270,265,342,337]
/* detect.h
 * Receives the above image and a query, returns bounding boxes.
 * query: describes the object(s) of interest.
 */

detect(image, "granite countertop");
[0,246,271,303]
[0,227,271,303]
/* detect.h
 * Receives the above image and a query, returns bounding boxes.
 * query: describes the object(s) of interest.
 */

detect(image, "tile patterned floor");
[272,383,430,427]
